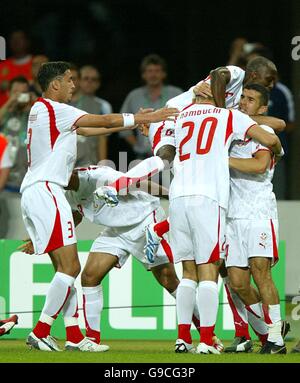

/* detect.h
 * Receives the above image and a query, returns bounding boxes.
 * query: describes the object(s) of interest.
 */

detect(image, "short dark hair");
[37,61,71,92]
[9,76,29,90]
[246,56,277,75]
[140,54,167,73]
[243,83,270,106]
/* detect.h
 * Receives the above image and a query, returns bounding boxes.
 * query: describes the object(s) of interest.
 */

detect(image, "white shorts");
[225,218,279,268]
[21,182,76,255]
[90,206,171,270]
[169,195,226,265]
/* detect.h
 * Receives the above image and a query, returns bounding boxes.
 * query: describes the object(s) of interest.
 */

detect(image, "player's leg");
[191,197,223,354]
[80,251,117,350]
[0,315,18,336]
[250,257,285,353]
[248,219,286,354]
[22,183,82,351]
[169,197,198,353]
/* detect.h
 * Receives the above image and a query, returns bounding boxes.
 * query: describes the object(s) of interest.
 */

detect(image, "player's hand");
[136,107,179,124]
[17,238,34,255]
[193,82,212,98]
[138,123,150,137]
[94,185,119,207]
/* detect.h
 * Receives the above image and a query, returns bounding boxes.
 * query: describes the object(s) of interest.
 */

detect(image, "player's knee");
[81,268,102,286]
[230,281,248,298]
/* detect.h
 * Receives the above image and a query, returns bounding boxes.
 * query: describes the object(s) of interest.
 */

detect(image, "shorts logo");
[259,232,267,249]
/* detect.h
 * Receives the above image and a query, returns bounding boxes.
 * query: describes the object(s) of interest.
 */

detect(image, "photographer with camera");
[0,76,32,193]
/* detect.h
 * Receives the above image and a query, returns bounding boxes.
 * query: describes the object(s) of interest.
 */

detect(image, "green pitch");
[0,339,299,363]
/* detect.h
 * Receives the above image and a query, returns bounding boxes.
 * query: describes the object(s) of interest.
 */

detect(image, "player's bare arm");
[250,115,286,133]
[76,125,137,137]
[246,125,282,156]
[74,107,179,131]
[72,210,83,227]
[229,150,272,174]
[210,67,231,108]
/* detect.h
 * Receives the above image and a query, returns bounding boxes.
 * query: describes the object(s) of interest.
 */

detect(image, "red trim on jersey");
[224,110,233,145]
[270,219,279,266]
[206,207,221,264]
[0,134,8,166]
[152,122,165,152]
[44,182,64,253]
[243,123,257,142]
[71,113,87,132]
[180,102,195,113]
[52,286,71,319]
[36,97,60,150]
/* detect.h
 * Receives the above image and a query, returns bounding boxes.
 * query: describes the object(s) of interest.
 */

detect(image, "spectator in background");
[0,76,32,192]
[0,134,13,237]
[227,39,296,199]
[120,54,182,159]
[30,54,49,98]
[70,64,112,166]
[0,30,33,107]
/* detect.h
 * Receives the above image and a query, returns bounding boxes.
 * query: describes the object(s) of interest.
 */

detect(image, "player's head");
[140,54,167,87]
[37,61,75,102]
[239,83,270,116]
[244,56,277,91]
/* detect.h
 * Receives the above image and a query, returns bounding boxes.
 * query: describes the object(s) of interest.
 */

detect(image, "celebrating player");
[20,61,178,352]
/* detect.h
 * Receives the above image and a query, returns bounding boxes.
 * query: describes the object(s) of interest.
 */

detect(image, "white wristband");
[122,113,135,128]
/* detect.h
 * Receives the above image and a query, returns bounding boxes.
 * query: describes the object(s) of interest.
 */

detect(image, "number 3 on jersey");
[179,117,218,161]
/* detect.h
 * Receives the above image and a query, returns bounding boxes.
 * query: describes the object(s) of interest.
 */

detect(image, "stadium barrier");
[0,239,285,340]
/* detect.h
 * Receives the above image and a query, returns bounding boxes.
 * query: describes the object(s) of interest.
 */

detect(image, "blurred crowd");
[0,31,296,215]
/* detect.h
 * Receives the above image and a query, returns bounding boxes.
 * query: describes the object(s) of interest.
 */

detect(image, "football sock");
[62,287,84,344]
[33,272,74,338]
[223,278,250,340]
[262,304,283,346]
[198,281,218,346]
[109,156,165,192]
[176,279,197,344]
[82,285,103,344]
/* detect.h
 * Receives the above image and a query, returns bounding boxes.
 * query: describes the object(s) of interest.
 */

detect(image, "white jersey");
[228,125,277,220]
[148,66,245,154]
[0,134,13,169]
[65,166,160,228]
[20,98,87,192]
[169,103,256,209]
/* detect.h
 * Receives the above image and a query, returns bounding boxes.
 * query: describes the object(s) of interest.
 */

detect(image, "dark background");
[0,0,294,108]
[0,0,298,169]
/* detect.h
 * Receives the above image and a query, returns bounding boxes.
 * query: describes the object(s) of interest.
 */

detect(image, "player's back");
[66,166,160,228]
[170,103,255,209]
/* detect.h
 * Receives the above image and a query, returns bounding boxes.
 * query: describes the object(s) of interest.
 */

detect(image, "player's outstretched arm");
[76,125,137,137]
[246,125,283,156]
[250,115,286,133]
[210,67,231,108]
[229,150,272,174]
[74,107,179,132]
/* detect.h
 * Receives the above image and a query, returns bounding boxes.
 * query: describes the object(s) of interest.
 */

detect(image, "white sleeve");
[251,125,274,155]
[231,110,257,141]
[0,145,13,169]
[149,120,175,155]
[226,66,245,87]
[55,103,88,133]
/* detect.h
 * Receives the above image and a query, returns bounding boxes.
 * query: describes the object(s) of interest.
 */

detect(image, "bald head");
[244,56,277,91]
